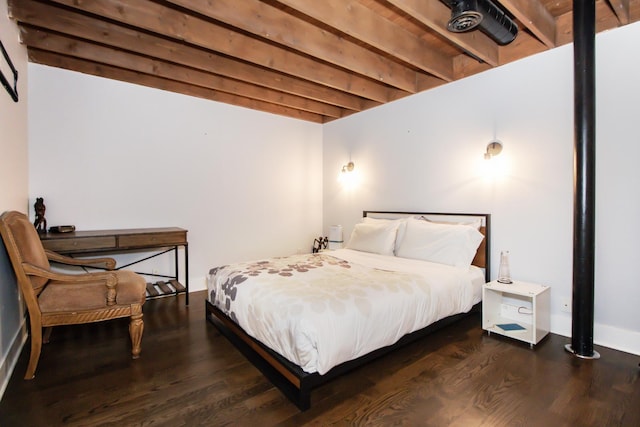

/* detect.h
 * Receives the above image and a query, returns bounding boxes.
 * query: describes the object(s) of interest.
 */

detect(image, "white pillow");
[396,217,484,268]
[362,216,407,254]
[346,221,399,256]
[417,215,482,230]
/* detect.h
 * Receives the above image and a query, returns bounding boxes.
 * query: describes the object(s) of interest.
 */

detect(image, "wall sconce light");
[338,160,359,188]
[484,140,503,160]
[342,161,355,173]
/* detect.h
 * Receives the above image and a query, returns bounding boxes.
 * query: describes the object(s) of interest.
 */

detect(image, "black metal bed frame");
[205,211,491,410]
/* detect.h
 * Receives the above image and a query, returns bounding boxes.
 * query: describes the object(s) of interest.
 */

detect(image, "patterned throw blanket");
[210,253,352,321]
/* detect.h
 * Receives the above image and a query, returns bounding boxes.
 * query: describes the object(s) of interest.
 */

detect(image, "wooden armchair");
[0,211,146,379]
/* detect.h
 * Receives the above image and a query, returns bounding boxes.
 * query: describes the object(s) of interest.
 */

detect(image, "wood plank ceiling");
[8,0,640,123]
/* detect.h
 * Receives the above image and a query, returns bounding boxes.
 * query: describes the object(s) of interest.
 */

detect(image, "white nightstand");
[482,280,550,348]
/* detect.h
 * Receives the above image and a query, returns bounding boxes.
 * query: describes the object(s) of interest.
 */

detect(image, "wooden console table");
[40,227,189,305]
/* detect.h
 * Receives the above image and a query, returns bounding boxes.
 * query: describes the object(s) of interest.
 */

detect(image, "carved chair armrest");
[45,249,116,270]
[23,263,118,305]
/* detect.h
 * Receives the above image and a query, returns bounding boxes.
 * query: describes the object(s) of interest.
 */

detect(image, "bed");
[205,211,491,410]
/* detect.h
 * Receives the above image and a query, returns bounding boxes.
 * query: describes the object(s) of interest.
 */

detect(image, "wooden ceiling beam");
[45,0,405,103]
[10,0,370,112]
[20,28,345,119]
[499,0,557,48]
[497,29,548,65]
[27,49,326,123]
[7,0,638,123]
[268,0,453,80]
[386,0,500,67]
[453,54,491,80]
[166,0,432,91]
[607,0,630,24]
[415,74,446,93]
[555,2,626,46]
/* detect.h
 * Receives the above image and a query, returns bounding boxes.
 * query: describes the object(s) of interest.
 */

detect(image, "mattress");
[207,249,483,375]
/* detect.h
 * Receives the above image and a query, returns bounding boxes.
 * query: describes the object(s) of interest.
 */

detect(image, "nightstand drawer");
[42,236,116,253]
[118,231,186,248]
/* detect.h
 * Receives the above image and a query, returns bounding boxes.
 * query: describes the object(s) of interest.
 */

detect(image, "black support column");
[565,0,599,359]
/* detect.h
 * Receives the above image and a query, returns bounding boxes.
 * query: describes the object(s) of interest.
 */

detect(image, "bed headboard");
[363,211,491,282]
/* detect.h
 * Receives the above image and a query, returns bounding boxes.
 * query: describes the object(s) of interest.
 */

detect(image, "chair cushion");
[38,270,146,313]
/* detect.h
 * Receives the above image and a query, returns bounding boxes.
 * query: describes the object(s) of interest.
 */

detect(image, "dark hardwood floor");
[1,290,638,426]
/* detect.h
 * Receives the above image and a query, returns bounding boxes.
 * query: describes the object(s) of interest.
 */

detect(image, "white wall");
[28,65,324,292]
[323,23,640,355]
[0,0,29,399]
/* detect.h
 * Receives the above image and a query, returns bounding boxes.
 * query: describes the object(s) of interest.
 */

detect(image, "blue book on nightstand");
[496,323,526,331]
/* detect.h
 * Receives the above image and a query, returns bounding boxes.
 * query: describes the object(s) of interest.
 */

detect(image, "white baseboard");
[189,275,207,293]
[0,318,27,401]
[551,313,640,356]
[593,323,640,356]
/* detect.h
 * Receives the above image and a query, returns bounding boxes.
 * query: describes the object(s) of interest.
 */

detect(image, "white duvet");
[207,249,482,375]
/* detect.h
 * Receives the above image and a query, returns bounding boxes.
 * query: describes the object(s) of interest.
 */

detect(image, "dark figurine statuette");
[33,197,47,233]
[312,236,328,253]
